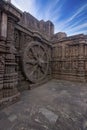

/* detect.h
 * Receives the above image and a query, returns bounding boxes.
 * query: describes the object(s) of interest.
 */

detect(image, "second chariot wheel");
[23,41,49,83]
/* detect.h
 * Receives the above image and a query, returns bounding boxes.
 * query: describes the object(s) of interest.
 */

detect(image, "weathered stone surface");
[1,12,7,38]
[52,32,67,40]
[0,80,87,130]
[52,34,87,82]
[0,0,87,108]
[39,108,58,123]
[8,114,17,122]
[19,12,54,37]
[0,0,21,106]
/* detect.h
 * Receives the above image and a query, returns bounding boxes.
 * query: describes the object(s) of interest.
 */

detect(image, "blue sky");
[12,0,87,36]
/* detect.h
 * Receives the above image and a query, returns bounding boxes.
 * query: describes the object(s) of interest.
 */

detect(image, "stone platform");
[0,79,87,130]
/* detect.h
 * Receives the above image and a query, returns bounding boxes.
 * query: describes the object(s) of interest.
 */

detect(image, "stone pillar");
[0,12,7,100]
[78,41,85,81]
[1,13,7,38]
[3,15,20,99]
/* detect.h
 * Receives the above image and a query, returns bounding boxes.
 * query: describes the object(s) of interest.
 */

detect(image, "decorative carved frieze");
[52,36,87,81]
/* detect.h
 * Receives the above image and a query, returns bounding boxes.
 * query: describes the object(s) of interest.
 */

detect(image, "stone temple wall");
[19,12,54,37]
[0,0,87,108]
[0,0,52,108]
[52,34,87,82]
[0,0,22,107]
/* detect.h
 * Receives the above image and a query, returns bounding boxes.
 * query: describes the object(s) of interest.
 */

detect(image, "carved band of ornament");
[3,83,17,88]
[4,73,17,77]
[4,76,17,80]
[3,79,18,84]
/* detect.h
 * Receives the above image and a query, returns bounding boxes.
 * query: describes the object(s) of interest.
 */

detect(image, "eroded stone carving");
[23,41,49,83]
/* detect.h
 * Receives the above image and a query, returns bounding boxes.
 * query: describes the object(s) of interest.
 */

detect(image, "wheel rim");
[23,42,49,83]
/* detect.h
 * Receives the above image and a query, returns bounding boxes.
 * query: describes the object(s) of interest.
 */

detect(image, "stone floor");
[0,79,87,130]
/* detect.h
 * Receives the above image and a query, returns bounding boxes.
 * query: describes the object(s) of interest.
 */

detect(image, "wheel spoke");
[37,66,41,78]
[30,65,38,76]
[39,65,45,74]
[30,47,38,59]
[26,59,37,65]
[41,51,45,58]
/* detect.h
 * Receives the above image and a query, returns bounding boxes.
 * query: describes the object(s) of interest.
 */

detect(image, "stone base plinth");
[30,76,52,90]
[53,73,86,82]
[0,92,20,109]
[3,87,18,98]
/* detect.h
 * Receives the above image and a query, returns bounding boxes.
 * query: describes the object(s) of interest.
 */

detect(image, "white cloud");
[67,30,87,36]
[43,0,65,21]
[54,3,87,35]
[11,0,87,36]
[66,23,87,34]
[65,4,87,23]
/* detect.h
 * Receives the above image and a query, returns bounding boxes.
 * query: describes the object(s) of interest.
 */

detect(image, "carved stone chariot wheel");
[23,41,49,83]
